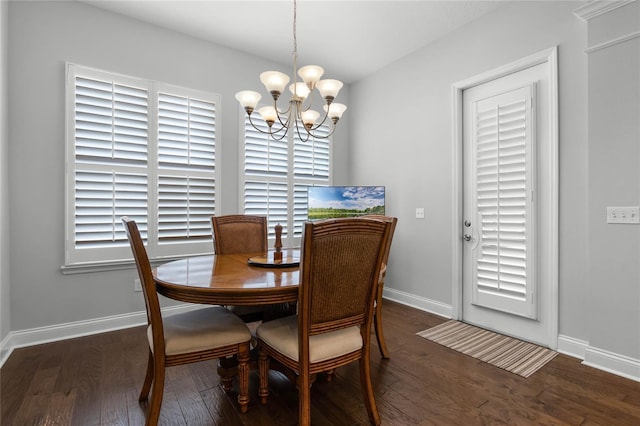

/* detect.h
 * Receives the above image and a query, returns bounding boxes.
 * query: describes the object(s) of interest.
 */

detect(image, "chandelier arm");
[274,100,296,129]
[309,123,336,139]
[293,115,336,141]
[268,127,290,141]
[300,90,315,112]
[294,119,311,143]
[305,106,331,131]
[297,122,336,140]
[247,113,289,140]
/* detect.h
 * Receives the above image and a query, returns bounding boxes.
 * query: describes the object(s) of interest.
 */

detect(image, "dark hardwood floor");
[2,301,639,425]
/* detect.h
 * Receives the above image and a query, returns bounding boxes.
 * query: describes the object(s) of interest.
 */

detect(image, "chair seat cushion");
[148,306,251,356]
[256,315,362,363]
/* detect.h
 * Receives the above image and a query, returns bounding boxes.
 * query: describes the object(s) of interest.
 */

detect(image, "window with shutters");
[240,114,331,246]
[64,64,219,269]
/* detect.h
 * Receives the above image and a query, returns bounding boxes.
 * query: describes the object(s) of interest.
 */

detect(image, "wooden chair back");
[211,215,268,255]
[299,218,391,337]
[360,214,397,268]
[359,214,398,358]
[121,217,164,354]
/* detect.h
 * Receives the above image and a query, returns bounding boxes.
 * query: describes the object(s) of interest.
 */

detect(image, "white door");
[460,51,558,348]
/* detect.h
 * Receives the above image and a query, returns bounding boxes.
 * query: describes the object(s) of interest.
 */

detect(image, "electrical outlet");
[607,206,640,224]
[134,279,142,292]
[415,208,425,219]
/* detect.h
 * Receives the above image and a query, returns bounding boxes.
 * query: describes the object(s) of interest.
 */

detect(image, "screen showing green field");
[307,186,385,220]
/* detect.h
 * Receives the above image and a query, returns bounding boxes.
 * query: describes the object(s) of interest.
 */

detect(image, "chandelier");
[235,0,346,141]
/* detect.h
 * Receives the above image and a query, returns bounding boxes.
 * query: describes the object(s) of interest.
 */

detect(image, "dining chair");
[256,217,391,426]
[121,217,252,425]
[211,214,268,256]
[211,214,270,323]
[361,214,398,359]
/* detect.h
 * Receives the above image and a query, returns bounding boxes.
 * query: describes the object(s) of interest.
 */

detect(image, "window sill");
[60,253,211,275]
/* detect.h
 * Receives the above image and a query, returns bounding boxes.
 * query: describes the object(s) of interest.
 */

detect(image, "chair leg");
[258,345,270,404]
[237,343,250,413]
[298,371,312,426]
[146,358,165,426]
[139,350,154,402]
[325,369,335,382]
[374,290,390,359]
[359,355,381,426]
[217,356,237,393]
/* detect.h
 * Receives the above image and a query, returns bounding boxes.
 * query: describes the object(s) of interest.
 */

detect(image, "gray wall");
[1,0,10,354]
[586,1,640,360]
[350,0,640,362]
[6,0,350,331]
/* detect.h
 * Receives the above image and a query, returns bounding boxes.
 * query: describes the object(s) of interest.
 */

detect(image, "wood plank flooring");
[2,301,639,425]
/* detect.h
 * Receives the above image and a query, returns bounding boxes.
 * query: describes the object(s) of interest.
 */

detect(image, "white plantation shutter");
[293,125,330,180]
[157,91,217,244]
[74,171,148,248]
[244,116,288,178]
[157,175,215,241]
[244,180,289,237]
[292,184,311,237]
[241,113,332,244]
[65,64,219,267]
[471,85,536,318]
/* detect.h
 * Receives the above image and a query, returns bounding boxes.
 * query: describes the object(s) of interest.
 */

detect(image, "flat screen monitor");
[307,186,385,221]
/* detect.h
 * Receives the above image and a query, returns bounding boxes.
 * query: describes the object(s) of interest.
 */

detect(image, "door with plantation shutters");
[461,56,557,348]
[470,85,536,318]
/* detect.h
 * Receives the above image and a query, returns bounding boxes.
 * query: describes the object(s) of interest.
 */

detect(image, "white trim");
[0,304,205,368]
[573,0,636,21]
[451,87,463,321]
[584,346,640,382]
[0,333,11,368]
[557,335,640,382]
[557,334,589,359]
[585,30,640,54]
[451,46,559,349]
[382,287,452,319]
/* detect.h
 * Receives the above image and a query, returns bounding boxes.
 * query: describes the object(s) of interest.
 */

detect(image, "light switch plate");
[606,206,640,224]
[415,208,425,219]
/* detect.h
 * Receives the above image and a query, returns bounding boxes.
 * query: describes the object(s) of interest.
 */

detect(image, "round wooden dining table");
[153,248,301,306]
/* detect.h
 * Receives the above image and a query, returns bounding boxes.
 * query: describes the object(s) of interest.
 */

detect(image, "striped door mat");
[417,320,557,378]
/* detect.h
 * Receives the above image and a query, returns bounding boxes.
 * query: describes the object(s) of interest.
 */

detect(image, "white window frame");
[238,108,333,248]
[64,64,221,271]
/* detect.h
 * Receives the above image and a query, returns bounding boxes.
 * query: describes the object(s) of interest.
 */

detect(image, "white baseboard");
[557,334,588,359]
[0,304,205,369]
[383,287,452,319]
[583,345,640,382]
[557,334,639,382]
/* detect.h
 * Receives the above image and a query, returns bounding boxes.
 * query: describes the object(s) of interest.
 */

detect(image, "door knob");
[463,234,472,241]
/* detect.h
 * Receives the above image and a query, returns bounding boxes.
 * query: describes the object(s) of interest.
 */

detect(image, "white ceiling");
[81,0,505,83]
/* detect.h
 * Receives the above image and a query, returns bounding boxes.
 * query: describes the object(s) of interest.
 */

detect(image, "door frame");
[450,46,559,348]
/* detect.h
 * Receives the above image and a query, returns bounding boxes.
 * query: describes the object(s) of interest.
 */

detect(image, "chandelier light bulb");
[260,71,290,100]
[316,79,344,102]
[235,90,262,114]
[301,110,320,129]
[298,65,324,89]
[289,82,311,102]
[323,103,347,122]
[258,106,278,126]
